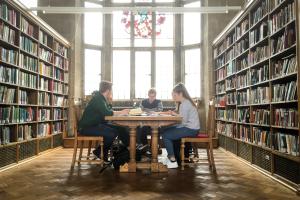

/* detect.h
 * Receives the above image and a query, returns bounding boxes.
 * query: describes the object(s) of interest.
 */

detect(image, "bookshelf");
[213,0,300,190]
[0,0,70,169]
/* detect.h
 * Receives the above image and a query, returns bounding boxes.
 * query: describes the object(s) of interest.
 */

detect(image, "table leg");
[151,127,168,172]
[128,127,137,172]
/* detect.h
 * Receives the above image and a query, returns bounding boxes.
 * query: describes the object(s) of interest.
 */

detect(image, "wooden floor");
[0,148,299,200]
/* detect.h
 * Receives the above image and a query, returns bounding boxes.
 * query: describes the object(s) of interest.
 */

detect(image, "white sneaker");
[158,156,168,165]
[166,158,178,169]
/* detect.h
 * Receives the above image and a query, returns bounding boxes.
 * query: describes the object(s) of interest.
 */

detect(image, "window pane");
[113,0,131,2]
[156,50,173,99]
[113,51,130,99]
[184,1,201,45]
[18,0,37,15]
[156,14,173,47]
[135,52,151,98]
[185,49,201,98]
[134,12,152,47]
[113,12,130,47]
[84,2,102,46]
[155,0,174,2]
[85,49,101,95]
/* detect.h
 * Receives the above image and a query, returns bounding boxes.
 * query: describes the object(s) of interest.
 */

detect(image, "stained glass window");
[113,12,130,47]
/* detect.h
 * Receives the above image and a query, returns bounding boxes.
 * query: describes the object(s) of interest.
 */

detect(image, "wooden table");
[105,115,182,172]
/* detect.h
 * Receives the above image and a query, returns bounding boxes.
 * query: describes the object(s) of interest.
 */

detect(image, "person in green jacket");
[78,81,129,161]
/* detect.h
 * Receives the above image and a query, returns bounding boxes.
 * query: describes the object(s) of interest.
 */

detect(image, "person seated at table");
[137,88,163,150]
[161,83,200,169]
[78,81,130,161]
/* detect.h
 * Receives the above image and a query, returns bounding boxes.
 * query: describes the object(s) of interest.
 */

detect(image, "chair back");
[206,99,215,139]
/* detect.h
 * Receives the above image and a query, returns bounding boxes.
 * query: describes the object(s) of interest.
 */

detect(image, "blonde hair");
[148,88,157,96]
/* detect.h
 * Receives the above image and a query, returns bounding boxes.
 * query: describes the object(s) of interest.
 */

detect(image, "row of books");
[0,65,17,84]
[19,90,29,105]
[251,0,269,26]
[237,125,251,142]
[53,122,63,134]
[227,61,235,76]
[0,46,18,65]
[216,67,226,81]
[226,48,234,62]
[216,121,225,134]
[38,92,51,106]
[216,96,226,107]
[226,123,236,137]
[38,108,50,121]
[252,109,270,125]
[19,53,38,72]
[215,55,225,68]
[54,41,68,57]
[226,109,236,121]
[0,106,35,124]
[37,123,51,137]
[270,26,295,55]
[0,85,15,104]
[0,126,10,144]
[39,62,53,77]
[54,68,64,81]
[237,70,250,88]
[250,65,269,85]
[53,81,64,94]
[272,81,297,102]
[226,32,236,47]
[269,2,296,35]
[0,3,17,26]
[39,30,49,47]
[20,16,35,38]
[53,95,64,107]
[234,38,249,56]
[18,124,33,141]
[249,45,269,65]
[238,108,250,123]
[226,92,236,105]
[274,108,298,128]
[250,22,268,46]
[273,132,299,156]
[237,89,250,105]
[0,21,16,45]
[53,109,63,120]
[20,35,38,56]
[253,127,271,148]
[272,56,297,78]
[216,82,225,94]
[216,109,225,120]
[226,77,236,90]
[236,56,248,71]
[39,47,52,63]
[236,18,249,39]
[250,86,270,104]
[39,77,50,91]
[19,71,37,89]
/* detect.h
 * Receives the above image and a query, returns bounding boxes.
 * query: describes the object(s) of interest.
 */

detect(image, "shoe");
[93,149,109,163]
[166,158,178,169]
[158,156,168,165]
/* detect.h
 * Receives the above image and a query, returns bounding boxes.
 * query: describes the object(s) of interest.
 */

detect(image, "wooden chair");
[71,105,104,168]
[180,100,216,171]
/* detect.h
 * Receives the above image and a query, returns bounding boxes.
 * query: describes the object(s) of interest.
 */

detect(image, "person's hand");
[170,110,178,116]
[120,109,130,115]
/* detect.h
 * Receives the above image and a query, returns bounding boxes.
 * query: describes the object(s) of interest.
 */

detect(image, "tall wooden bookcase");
[0,0,70,169]
[213,0,300,191]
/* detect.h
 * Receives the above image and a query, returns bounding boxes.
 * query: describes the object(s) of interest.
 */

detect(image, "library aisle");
[0,148,298,200]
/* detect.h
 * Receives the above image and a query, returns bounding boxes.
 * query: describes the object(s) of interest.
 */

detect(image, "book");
[270,26,295,55]
[226,123,236,137]
[39,30,48,46]
[250,65,269,85]
[0,3,17,26]
[234,38,249,56]
[216,55,225,69]
[0,65,18,84]
[0,46,18,65]
[272,56,297,78]
[237,89,250,105]
[225,109,236,121]
[237,124,251,142]
[226,48,234,62]
[20,35,38,56]
[272,81,297,102]
[54,41,68,57]
[0,21,16,45]
[53,108,63,120]
[18,124,33,141]
[226,92,236,105]
[53,95,64,107]
[226,76,236,90]
[237,70,250,89]
[0,126,10,144]
[216,67,226,81]
[19,71,37,89]
[53,122,63,134]
[250,21,268,46]
[253,127,271,147]
[236,55,248,71]
[38,108,51,121]
[236,18,249,39]
[216,82,225,94]
[272,132,299,156]
[54,68,64,81]
[237,108,250,123]
[251,109,270,125]
[273,108,298,128]
[216,121,226,134]
[39,77,50,91]
[0,85,15,103]
[251,0,269,26]
[37,123,51,137]
[249,45,269,65]
[19,53,38,72]
[250,86,270,104]
[20,16,35,37]
[39,47,52,63]
[38,92,51,106]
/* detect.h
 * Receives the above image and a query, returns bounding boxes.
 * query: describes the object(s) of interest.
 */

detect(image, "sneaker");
[158,156,168,165]
[166,158,178,169]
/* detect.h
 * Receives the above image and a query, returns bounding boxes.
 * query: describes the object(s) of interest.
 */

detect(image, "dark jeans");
[137,126,151,145]
[79,123,129,157]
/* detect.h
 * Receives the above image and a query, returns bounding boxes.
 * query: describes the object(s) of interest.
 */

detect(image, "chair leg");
[78,140,84,165]
[71,138,78,168]
[87,140,92,160]
[209,141,216,172]
[181,140,185,170]
[206,144,211,167]
[100,141,104,166]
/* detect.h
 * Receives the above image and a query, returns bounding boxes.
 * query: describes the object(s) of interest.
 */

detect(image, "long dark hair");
[173,83,196,110]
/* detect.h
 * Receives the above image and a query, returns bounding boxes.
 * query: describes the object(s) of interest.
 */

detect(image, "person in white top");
[161,83,200,169]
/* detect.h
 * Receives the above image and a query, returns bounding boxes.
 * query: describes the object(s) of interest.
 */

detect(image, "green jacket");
[78,92,113,130]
